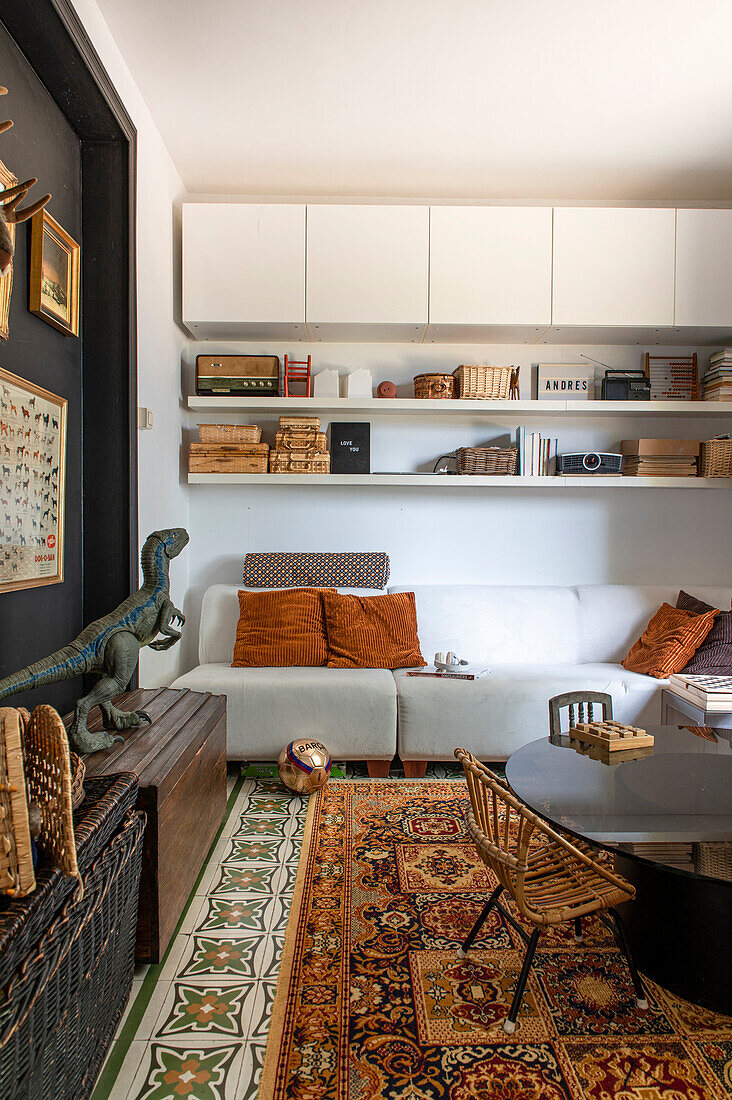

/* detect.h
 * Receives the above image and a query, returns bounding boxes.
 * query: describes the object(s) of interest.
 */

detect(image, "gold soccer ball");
[278,738,332,794]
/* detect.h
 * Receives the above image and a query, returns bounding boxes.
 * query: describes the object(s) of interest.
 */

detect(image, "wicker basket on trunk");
[198,424,262,444]
[456,447,518,475]
[700,437,732,477]
[453,365,520,400]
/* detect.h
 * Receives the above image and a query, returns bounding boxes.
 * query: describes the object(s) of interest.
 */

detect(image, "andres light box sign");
[537,363,595,400]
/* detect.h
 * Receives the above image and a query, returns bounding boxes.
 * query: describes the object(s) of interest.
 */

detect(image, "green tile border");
[91,767,247,1100]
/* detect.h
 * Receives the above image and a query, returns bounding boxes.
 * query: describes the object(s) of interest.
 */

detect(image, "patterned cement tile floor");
[92,761,464,1100]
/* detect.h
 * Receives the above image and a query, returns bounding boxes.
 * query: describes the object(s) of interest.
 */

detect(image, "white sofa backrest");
[388,585,581,665]
[575,584,732,663]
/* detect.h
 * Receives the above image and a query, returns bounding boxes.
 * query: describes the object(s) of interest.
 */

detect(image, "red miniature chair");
[283,355,312,397]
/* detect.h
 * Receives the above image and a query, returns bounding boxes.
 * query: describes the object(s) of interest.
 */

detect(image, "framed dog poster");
[0,366,66,593]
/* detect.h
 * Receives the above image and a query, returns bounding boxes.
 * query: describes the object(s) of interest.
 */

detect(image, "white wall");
[181,340,732,671]
[71,0,190,685]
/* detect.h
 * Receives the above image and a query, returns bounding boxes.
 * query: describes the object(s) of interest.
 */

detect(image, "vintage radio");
[601,369,651,401]
[558,452,623,475]
[195,355,280,396]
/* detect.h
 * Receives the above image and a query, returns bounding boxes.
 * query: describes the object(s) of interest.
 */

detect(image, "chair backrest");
[455,747,539,909]
[548,691,613,744]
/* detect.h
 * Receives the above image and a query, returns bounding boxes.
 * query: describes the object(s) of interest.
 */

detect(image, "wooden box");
[82,688,227,962]
[195,355,279,396]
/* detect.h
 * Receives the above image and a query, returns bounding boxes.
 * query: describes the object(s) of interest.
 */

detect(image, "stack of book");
[620,438,699,477]
[668,673,732,712]
[516,428,557,476]
[703,350,732,401]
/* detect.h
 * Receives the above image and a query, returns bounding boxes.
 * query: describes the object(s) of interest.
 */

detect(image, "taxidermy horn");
[0,86,51,274]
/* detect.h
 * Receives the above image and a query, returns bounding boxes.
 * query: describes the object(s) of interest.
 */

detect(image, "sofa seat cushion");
[394,663,663,762]
[171,664,397,761]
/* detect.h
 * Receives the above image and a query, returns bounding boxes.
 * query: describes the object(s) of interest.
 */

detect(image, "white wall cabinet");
[552,208,676,327]
[428,206,552,336]
[306,205,429,340]
[182,203,306,338]
[675,209,732,326]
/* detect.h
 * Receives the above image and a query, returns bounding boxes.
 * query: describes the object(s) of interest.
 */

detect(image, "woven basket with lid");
[453,365,520,400]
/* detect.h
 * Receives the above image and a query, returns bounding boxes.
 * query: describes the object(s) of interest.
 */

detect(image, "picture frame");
[0,366,66,593]
[0,158,18,341]
[29,209,79,337]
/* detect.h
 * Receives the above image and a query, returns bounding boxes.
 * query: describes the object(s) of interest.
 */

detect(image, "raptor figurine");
[0,528,189,753]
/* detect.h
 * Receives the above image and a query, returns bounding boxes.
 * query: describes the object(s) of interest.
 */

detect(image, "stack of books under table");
[620,438,699,477]
[703,350,732,401]
[668,673,732,712]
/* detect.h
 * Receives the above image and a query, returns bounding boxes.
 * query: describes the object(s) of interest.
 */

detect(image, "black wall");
[0,23,83,713]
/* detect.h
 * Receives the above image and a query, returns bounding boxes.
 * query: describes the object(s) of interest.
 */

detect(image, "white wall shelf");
[188,396,732,417]
[188,473,732,489]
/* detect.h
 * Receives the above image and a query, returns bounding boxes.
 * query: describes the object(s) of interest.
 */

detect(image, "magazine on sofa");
[407,666,489,681]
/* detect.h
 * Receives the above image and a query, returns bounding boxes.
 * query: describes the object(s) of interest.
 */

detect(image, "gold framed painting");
[29,210,79,337]
[0,158,18,341]
[0,366,66,593]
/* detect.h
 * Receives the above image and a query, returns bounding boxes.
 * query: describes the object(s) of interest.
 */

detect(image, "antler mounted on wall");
[0,86,51,274]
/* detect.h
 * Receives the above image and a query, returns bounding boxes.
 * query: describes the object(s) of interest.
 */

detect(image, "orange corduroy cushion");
[232,588,334,667]
[621,603,719,679]
[322,591,426,669]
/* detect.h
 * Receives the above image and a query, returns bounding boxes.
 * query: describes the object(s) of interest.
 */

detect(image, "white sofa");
[172,582,732,771]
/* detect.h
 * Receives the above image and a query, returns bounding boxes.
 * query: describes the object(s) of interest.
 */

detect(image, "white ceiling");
[94,0,732,201]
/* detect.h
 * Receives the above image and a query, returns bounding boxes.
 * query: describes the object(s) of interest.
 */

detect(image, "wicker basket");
[189,444,270,474]
[278,415,321,430]
[700,437,732,477]
[694,842,732,881]
[456,446,518,475]
[0,710,34,899]
[414,373,455,399]
[453,364,520,400]
[24,707,79,888]
[70,755,85,811]
[197,424,262,444]
[270,451,330,474]
[275,429,328,452]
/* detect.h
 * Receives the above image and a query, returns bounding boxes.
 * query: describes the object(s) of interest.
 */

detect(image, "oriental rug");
[260,779,732,1100]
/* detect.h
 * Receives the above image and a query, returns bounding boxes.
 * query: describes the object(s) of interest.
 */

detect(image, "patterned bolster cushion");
[242,552,390,590]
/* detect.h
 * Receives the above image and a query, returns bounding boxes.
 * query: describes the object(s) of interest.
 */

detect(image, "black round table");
[505,725,732,1013]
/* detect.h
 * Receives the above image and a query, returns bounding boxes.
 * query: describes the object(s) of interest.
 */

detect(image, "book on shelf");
[668,673,732,710]
[407,666,489,680]
[516,428,558,476]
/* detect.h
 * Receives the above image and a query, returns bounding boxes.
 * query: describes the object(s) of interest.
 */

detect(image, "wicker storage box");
[278,415,321,430]
[453,364,520,400]
[0,810,146,1100]
[414,373,455,399]
[694,842,732,881]
[197,424,262,444]
[700,438,732,477]
[270,451,331,474]
[189,443,270,474]
[275,429,328,452]
[456,446,519,475]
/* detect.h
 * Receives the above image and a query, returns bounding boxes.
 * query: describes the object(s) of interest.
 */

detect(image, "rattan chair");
[455,747,647,1033]
[548,690,613,744]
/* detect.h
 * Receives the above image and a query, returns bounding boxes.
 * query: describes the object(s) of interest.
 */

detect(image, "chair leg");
[574,916,583,943]
[456,885,502,960]
[504,927,541,1034]
[608,909,648,1009]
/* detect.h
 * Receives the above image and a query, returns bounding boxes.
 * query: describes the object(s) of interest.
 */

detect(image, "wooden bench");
[79,687,227,962]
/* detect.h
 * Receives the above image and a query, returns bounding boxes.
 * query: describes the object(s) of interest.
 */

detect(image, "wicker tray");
[453,364,520,400]
[278,415,321,430]
[275,429,328,452]
[456,446,518,475]
[414,373,455,399]
[270,451,330,474]
[700,437,732,476]
[197,424,262,444]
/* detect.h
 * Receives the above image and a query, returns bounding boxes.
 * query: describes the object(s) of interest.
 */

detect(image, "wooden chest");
[80,687,227,962]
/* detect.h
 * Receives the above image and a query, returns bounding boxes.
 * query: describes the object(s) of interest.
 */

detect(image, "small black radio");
[601,369,651,400]
[558,452,623,475]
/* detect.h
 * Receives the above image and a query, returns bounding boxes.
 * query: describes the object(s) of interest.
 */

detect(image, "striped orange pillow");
[232,588,334,667]
[323,591,426,669]
[622,603,719,679]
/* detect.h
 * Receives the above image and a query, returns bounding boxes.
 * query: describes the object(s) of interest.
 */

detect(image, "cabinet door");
[552,208,675,326]
[429,206,552,325]
[182,204,305,330]
[676,209,732,326]
[306,205,429,332]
